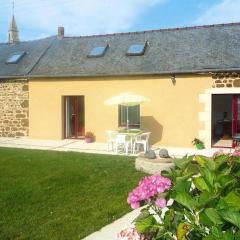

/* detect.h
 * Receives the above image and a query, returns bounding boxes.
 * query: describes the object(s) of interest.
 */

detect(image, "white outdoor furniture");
[106,130,117,151]
[115,134,132,155]
[106,129,150,155]
[133,132,151,154]
[233,133,240,147]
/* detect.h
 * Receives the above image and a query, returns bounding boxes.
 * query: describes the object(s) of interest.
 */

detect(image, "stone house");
[0,16,55,137]
[1,19,240,149]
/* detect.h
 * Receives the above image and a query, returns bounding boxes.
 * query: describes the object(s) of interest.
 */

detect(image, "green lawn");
[0,148,145,239]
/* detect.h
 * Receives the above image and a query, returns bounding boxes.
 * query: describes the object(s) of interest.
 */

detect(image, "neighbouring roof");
[1,23,240,78]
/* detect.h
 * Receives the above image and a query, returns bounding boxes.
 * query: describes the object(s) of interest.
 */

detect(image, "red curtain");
[232,95,238,147]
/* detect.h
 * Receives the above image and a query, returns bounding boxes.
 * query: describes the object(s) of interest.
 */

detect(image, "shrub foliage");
[133,154,240,240]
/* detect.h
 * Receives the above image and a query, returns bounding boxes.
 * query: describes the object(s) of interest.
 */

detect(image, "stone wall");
[0,79,29,137]
[212,72,240,88]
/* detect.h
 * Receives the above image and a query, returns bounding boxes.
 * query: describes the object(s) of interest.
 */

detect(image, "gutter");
[26,67,240,79]
[1,68,240,80]
[0,75,29,80]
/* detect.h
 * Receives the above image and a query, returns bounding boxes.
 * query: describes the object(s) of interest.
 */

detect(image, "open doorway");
[212,94,232,148]
[212,94,240,148]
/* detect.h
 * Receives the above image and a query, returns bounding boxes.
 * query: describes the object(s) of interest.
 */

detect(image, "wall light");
[171,74,176,85]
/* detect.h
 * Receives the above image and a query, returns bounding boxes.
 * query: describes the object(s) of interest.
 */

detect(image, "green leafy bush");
[132,154,240,239]
[192,138,205,149]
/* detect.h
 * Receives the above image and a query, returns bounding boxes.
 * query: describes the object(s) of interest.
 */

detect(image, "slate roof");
[0,37,54,78]
[1,23,240,78]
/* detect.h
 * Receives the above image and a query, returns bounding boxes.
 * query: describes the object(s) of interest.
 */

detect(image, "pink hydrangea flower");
[117,227,144,240]
[155,198,167,208]
[130,201,140,209]
[127,174,171,209]
[232,150,240,156]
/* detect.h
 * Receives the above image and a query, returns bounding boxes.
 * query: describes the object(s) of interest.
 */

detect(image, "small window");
[126,42,147,56]
[88,45,108,58]
[118,105,140,128]
[6,51,26,64]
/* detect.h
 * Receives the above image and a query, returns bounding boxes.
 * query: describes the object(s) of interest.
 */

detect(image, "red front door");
[64,96,85,139]
[232,95,240,147]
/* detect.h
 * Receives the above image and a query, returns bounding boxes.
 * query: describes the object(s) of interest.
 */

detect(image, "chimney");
[57,26,64,39]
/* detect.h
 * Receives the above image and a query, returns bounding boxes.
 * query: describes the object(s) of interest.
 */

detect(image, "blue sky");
[0,0,240,42]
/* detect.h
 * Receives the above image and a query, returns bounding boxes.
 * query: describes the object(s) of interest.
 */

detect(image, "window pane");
[118,105,140,128]
[88,45,108,57]
[6,51,26,64]
[65,97,75,138]
[126,42,147,56]
[129,105,140,125]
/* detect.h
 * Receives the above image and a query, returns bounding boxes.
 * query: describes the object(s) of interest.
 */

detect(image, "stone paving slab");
[0,137,233,157]
[0,138,138,155]
[0,138,110,153]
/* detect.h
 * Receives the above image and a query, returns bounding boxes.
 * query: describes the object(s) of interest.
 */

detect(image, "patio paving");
[0,137,112,154]
[0,137,233,157]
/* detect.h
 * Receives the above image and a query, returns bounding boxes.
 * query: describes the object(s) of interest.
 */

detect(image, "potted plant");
[192,138,205,149]
[85,132,94,143]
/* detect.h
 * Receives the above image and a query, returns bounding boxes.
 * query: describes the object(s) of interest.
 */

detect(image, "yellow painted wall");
[29,75,212,147]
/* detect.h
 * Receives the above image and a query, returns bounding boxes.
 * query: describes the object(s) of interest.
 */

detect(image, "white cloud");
[0,0,166,40]
[195,0,240,25]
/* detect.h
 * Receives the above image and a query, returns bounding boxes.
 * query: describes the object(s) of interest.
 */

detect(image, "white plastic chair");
[115,134,131,155]
[105,130,117,151]
[133,132,151,154]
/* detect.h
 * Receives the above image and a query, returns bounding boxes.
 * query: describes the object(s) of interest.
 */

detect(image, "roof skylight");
[126,42,147,56]
[88,45,108,58]
[6,51,26,64]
